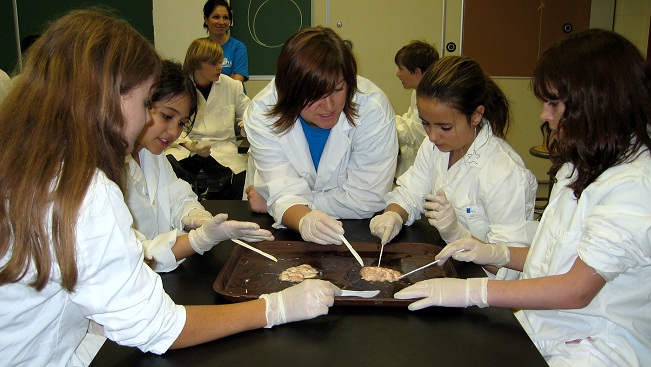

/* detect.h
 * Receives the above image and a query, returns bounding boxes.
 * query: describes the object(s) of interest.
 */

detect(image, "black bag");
[167,154,233,196]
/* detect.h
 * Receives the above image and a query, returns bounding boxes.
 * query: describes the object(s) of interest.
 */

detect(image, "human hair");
[417,56,510,138]
[269,26,359,134]
[183,37,224,75]
[394,40,440,74]
[532,29,651,199]
[0,8,161,292]
[153,60,198,132]
[202,0,233,29]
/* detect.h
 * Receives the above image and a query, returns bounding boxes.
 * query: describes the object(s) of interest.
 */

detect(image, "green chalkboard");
[0,1,153,74]
[229,0,312,77]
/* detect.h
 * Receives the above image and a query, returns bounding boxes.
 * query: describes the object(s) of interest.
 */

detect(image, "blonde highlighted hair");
[183,37,224,75]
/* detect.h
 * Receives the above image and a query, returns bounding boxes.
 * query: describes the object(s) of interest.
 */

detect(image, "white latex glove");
[188,213,274,254]
[369,211,403,245]
[185,140,211,157]
[298,210,344,245]
[436,237,510,267]
[394,278,489,310]
[181,208,214,229]
[259,279,341,328]
[423,191,471,243]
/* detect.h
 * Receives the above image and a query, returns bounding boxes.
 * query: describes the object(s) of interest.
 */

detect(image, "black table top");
[90,200,546,367]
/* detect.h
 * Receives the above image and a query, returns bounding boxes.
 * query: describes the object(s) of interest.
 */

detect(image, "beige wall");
[153,0,650,182]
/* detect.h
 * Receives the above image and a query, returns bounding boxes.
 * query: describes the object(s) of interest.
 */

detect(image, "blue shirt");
[221,37,249,81]
[300,116,331,171]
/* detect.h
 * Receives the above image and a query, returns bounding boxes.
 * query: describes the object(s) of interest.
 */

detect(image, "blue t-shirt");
[300,116,331,171]
[221,37,249,81]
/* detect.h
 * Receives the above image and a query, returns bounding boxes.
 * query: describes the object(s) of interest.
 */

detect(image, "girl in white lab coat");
[395,29,651,366]
[244,26,398,245]
[371,56,538,280]
[127,60,273,271]
[166,37,249,200]
[0,10,339,367]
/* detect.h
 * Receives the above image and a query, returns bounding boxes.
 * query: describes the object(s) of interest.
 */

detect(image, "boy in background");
[394,40,439,177]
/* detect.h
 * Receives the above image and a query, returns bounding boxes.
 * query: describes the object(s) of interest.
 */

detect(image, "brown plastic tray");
[213,241,457,307]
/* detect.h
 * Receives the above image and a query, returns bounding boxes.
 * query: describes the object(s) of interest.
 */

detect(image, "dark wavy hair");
[417,56,510,138]
[268,26,359,134]
[532,29,651,199]
[152,60,198,132]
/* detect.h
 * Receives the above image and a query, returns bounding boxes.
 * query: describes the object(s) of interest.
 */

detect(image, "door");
[327,0,448,113]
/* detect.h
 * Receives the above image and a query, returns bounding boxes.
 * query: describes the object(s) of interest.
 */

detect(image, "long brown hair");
[532,29,651,199]
[0,9,161,291]
[269,27,359,134]
[417,56,510,138]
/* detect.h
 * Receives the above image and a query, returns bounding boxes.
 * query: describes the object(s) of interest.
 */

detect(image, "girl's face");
[395,64,421,90]
[195,61,223,85]
[134,94,192,156]
[121,77,155,154]
[539,100,565,140]
[417,96,482,154]
[299,79,347,130]
[204,5,231,39]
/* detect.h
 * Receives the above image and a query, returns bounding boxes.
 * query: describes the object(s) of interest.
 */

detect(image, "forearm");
[281,204,312,232]
[487,258,605,310]
[385,203,408,223]
[171,234,197,261]
[504,246,529,271]
[231,73,246,83]
[170,300,267,349]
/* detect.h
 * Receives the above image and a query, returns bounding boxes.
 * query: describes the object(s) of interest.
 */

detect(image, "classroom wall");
[4,1,649,183]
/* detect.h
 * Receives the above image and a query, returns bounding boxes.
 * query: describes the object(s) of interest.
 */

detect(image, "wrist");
[259,292,285,328]
[384,210,404,225]
[468,278,489,308]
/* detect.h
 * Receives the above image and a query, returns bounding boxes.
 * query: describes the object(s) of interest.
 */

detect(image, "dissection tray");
[213,241,457,307]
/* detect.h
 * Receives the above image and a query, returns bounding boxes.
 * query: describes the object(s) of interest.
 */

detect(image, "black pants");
[167,154,244,200]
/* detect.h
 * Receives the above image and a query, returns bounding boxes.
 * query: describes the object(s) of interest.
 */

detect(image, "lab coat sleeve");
[72,173,185,354]
[480,156,539,280]
[312,91,398,219]
[578,168,651,281]
[235,83,250,118]
[161,154,205,230]
[139,228,185,273]
[386,138,436,225]
[396,90,426,148]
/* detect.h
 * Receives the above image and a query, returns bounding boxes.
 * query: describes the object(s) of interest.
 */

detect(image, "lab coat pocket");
[457,205,488,240]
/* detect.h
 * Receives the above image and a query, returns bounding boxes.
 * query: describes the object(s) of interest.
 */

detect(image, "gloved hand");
[436,237,510,267]
[423,191,471,243]
[185,140,211,158]
[298,210,344,245]
[188,213,274,254]
[394,278,489,310]
[259,279,341,328]
[181,208,214,229]
[369,211,403,245]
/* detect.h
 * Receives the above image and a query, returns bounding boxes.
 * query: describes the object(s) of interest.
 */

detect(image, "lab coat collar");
[463,119,492,168]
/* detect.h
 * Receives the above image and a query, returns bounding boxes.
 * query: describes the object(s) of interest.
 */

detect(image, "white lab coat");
[515,151,651,367]
[386,121,539,280]
[126,149,209,272]
[244,76,398,227]
[0,171,186,367]
[166,74,250,174]
[395,89,427,177]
